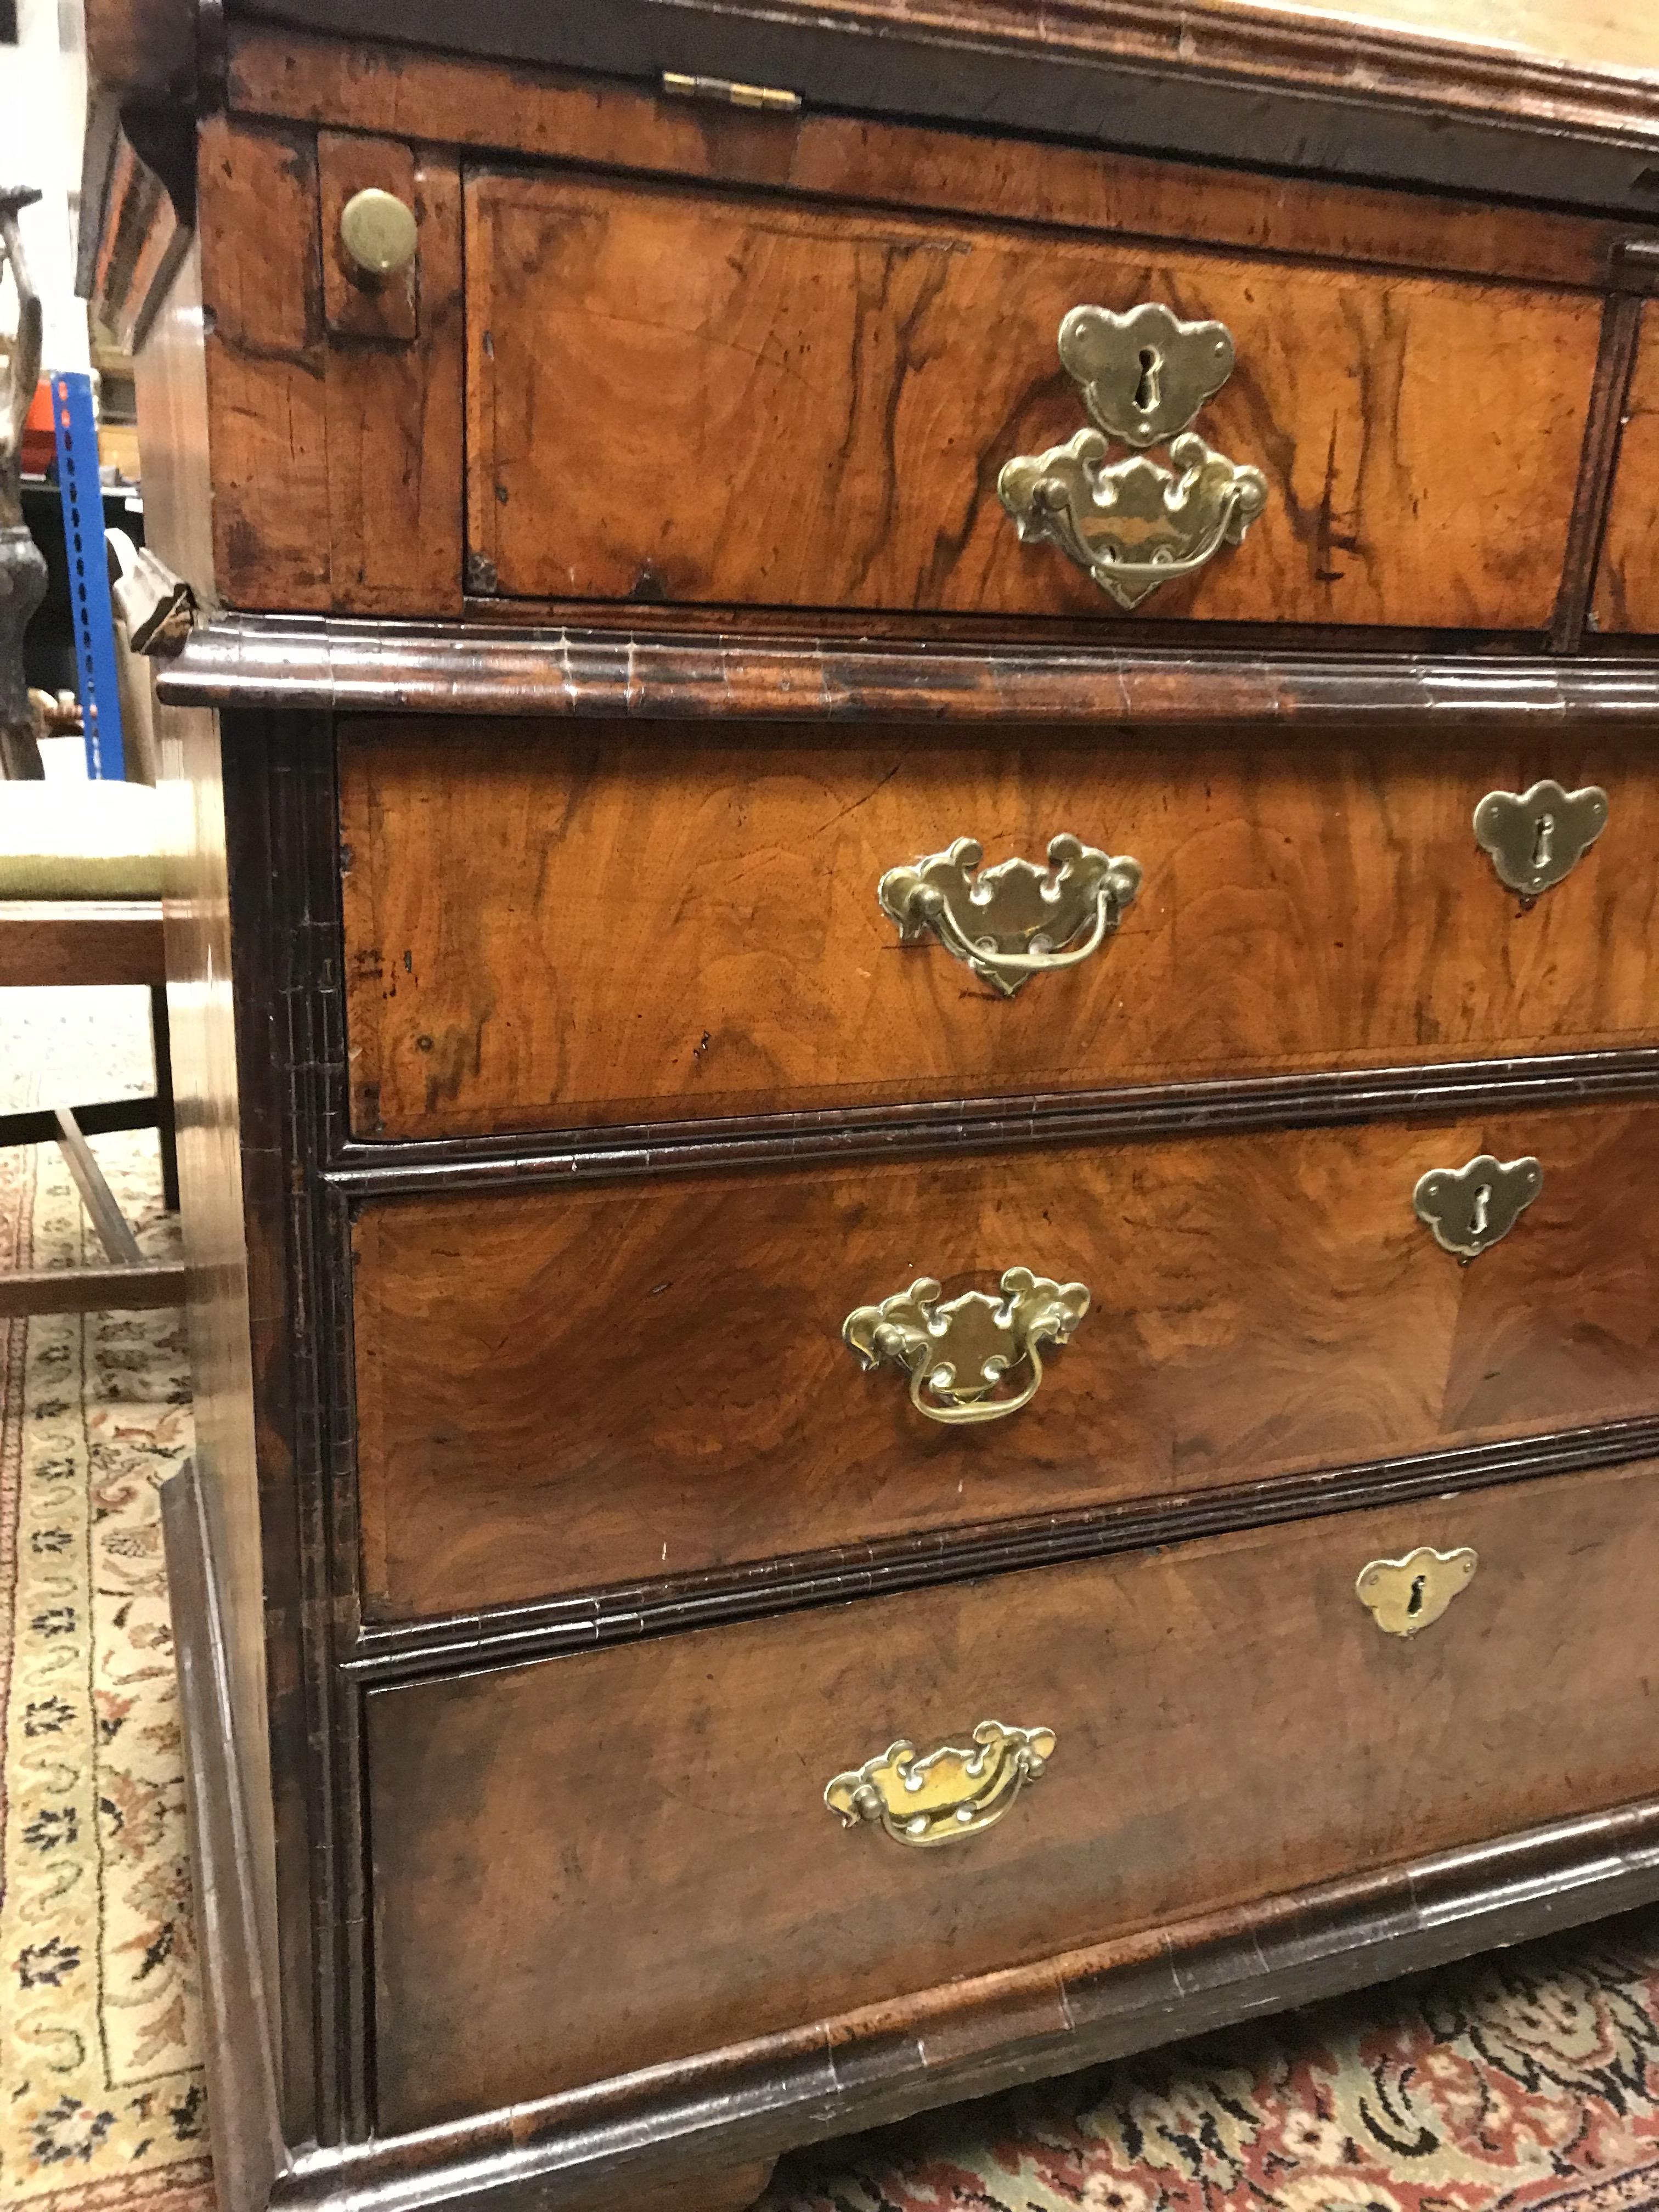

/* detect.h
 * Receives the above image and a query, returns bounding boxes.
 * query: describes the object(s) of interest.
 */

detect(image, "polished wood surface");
[224,3,1659,229]
[196,115,462,617]
[1593,304,1659,635]
[340,721,1655,1139]
[228,27,1634,293]
[169,620,1659,720]
[368,1459,1659,2129]
[352,1103,1659,1616]
[104,0,1659,2196]
[465,171,1599,629]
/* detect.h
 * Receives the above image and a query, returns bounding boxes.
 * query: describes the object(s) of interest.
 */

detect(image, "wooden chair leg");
[54,1106,145,1265]
[150,981,180,1211]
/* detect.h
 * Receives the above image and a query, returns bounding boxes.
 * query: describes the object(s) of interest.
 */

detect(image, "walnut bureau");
[81,3,1659,2210]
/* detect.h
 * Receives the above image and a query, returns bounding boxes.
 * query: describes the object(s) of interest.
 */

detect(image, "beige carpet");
[7,991,1659,2212]
[1,988,210,2212]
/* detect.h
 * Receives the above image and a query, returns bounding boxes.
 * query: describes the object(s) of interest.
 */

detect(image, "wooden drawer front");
[340,723,1654,1142]
[1594,309,1659,635]
[464,169,1598,629]
[353,1102,1659,1619]
[369,1459,1659,2131]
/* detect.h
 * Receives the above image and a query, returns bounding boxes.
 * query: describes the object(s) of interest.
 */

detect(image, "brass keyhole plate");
[1356,1547,1477,1637]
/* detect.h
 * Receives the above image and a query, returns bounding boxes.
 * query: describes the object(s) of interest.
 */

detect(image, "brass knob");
[338,188,417,279]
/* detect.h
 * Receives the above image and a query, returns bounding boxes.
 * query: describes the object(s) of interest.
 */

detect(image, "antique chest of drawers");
[82,1,1659,2209]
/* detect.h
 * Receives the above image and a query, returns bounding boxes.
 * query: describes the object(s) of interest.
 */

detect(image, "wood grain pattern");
[1593,304,1659,634]
[367,1459,1659,2129]
[465,171,1601,630]
[0,902,164,989]
[195,116,464,616]
[338,721,1659,1140]
[321,144,465,617]
[351,1102,1659,1617]
[198,115,332,611]
[225,26,1637,292]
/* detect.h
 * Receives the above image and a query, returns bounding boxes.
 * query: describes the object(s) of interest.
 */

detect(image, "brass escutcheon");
[1474,780,1608,896]
[843,1269,1089,1424]
[878,834,1142,996]
[825,1722,1057,1846]
[1356,1546,1478,1637]
[1413,1153,1542,1262]
[998,302,1268,610]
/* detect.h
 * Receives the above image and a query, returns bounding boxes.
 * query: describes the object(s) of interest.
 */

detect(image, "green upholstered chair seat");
[0,782,164,900]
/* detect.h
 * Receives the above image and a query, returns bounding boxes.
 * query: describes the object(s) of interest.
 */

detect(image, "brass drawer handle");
[825,1721,1056,1847]
[1413,1153,1541,1261]
[1474,779,1608,896]
[998,302,1268,610]
[843,1269,1088,1425]
[1357,1546,1477,1637]
[879,834,1141,997]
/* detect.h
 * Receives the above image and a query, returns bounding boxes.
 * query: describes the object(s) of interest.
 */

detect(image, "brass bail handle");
[912,874,1118,981]
[879,834,1142,999]
[843,1268,1090,1425]
[825,1722,1058,1847]
[998,301,1268,611]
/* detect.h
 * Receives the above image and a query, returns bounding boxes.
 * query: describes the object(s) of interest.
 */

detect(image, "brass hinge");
[661,70,802,114]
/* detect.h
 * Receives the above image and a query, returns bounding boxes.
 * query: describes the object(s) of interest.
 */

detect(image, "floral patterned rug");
[766,1917,1659,2212]
[1,989,210,2212]
[8,994,1659,2212]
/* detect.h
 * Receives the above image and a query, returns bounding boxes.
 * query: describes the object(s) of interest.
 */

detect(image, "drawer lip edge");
[322,1051,1659,1196]
[324,1791,1659,2202]
[343,1415,1659,1679]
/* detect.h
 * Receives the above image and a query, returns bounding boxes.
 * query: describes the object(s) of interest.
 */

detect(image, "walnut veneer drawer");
[340,723,1648,1142]
[463,167,1599,629]
[367,1458,1659,2132]
[352,1101,1659,1619]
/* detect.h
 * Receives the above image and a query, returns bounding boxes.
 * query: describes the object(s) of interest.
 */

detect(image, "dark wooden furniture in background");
[84,2,1659,2210]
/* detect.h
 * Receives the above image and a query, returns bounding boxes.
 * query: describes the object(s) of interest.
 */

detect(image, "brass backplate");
[824,1721,1056,1846]
[1473,780,1608,896]
[1413,1153,1542,1261]
[1356,1546,1477,1637]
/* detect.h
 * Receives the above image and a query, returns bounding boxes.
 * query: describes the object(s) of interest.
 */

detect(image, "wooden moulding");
[169,1424,1659,2212]
[347,1414,1659,1679]
[319,1053,1659,1198]
[170,1431,1659,2209]
[226,3,1659,222]
[163,620,1659,723]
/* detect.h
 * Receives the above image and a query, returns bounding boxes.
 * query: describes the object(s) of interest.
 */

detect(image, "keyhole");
[1531,812,1555,871]
[1407,1574,1427,1617]
[1133,346,1161,413]
[1470,1183,1492,1237]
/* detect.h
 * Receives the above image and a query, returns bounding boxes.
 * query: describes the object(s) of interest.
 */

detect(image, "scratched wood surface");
[366,1457,1659,2127]
[351,1102,1659,1616]
[464,171,1600,629]
[227,25,1636,292]
[196,113,464,614]
[1593,305,1659,635]
[338,721,1657,1140]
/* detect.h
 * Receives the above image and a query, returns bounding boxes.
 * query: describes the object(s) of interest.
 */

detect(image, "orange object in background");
[19,377,55,476]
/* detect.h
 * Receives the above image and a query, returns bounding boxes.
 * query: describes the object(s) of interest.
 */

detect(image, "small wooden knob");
[339,188,417,279]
